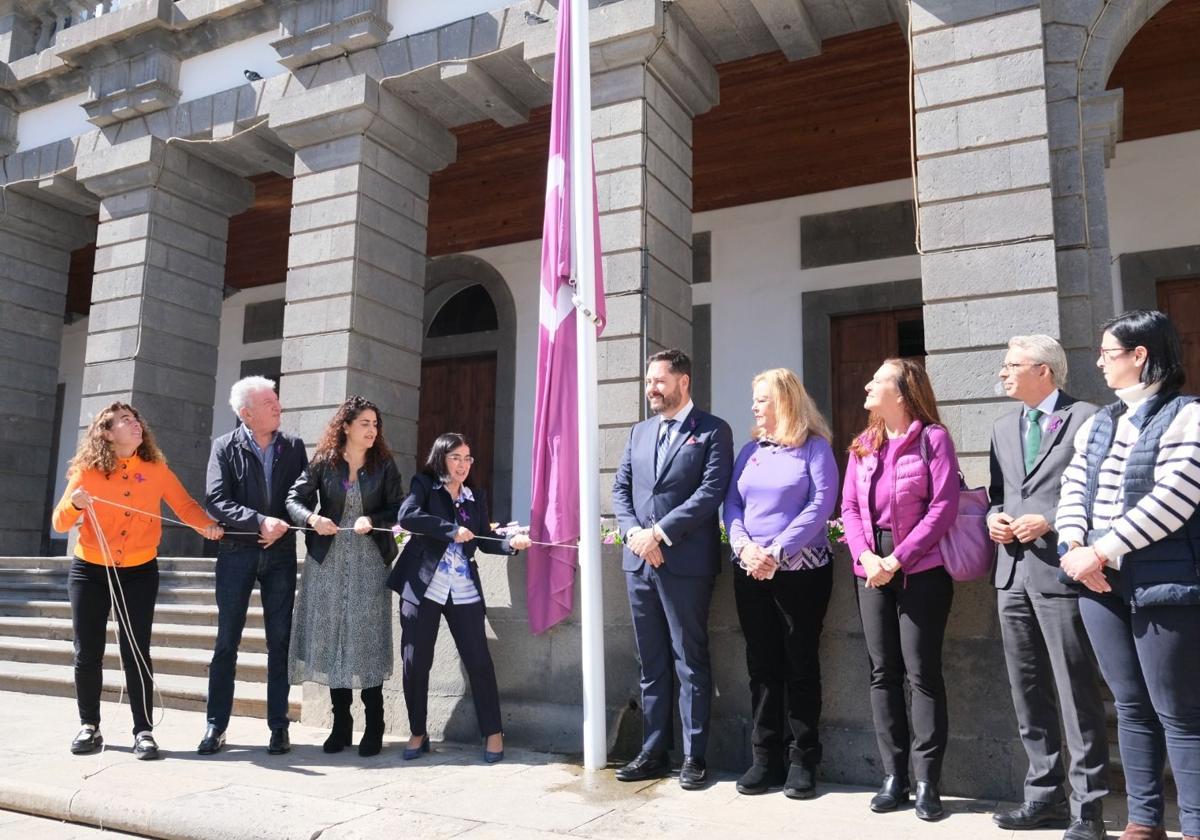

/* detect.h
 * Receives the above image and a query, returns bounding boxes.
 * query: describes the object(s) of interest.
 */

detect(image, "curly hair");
[69,402,165,477]
[310,395,394,471]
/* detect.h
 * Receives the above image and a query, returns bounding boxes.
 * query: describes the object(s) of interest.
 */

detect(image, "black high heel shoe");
[403,734,430,760]
[482,733,504,764]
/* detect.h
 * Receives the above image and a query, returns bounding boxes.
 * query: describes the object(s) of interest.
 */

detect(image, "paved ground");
[0,691,1181,839]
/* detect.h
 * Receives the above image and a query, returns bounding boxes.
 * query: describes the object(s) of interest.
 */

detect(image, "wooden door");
[1157,277,1200,390]
[829,308,925,474]
[417,354,498,507]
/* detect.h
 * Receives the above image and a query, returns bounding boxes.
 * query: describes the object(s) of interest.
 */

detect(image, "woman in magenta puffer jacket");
[840,357,960,822]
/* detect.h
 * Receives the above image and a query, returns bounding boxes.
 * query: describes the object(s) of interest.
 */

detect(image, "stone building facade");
[2,0,1195,796]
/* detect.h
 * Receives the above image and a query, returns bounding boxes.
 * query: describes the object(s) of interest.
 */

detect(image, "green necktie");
[1024,408,1043,473]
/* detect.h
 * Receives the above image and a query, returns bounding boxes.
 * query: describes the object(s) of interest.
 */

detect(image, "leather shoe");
[1063,815,1107,840]
[1118,824,1166,840]
[197,724,225,755]
[268,727,290,755]
[133,731,160,761]
[914,781,945,821]
[70,725,103,755]
[615,751,670,782]
[993,799,1070,830]
[736,763,785,795]
[869,774,909,812]
[679,756,707,791]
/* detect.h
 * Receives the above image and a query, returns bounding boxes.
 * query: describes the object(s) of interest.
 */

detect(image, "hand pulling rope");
[88,496,580,550]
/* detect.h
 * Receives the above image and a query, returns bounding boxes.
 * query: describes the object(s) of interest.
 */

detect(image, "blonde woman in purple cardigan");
[723,368,838,800]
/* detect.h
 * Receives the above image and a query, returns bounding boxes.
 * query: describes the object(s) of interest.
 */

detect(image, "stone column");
[909,1,1063,797]
[910,0,1062,483]
[76,136,253,554]
[1043,0,1124,401]
[0,189,94,554]
[269,75,456,475]
[531,4,718,507]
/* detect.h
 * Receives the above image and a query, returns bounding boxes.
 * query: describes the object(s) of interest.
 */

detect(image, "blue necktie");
[656,419,676,476]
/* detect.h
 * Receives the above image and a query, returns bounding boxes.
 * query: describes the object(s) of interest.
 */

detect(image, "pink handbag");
[919,427,993,582]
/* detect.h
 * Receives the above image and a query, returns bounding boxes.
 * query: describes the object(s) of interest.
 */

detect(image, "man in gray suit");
[611,348,733,791]
[987,335,1108,840]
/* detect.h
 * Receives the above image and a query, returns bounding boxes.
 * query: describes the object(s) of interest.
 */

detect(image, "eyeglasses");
[1098,347,1130,360]
[1000,362,1045,373]
[447,455,474,464]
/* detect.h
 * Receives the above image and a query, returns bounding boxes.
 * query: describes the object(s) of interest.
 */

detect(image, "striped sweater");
[1056,382,1200,569]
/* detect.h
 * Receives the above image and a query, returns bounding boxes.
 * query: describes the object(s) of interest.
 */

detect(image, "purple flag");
[527,0,606,635]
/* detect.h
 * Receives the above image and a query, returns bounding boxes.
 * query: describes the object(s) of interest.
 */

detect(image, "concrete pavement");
[0,691,1179,839]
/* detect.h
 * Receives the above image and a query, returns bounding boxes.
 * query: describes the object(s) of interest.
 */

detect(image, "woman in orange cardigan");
[53,402,223,759]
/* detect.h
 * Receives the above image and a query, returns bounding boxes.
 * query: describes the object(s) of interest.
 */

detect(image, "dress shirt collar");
[660,400,694,431]
[1026,389,1060,417]
[440,482,475,503]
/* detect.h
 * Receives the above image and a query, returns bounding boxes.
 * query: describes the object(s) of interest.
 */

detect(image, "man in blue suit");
[611,348,734,790]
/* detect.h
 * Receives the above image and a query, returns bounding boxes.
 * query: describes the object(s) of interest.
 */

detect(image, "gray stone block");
[924,290,1060,352]
[920,188,1054,251]
[916,89,1049,156]
[913,7,1042,68]
[917,138,1050,203]
[1052,194,1087,249]
[915,48,1045,111]
[926,348,1019,402]
[800,201,916,268]
[910,0,1038,33]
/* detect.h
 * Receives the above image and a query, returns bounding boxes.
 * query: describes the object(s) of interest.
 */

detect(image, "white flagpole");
[568,0,607,772]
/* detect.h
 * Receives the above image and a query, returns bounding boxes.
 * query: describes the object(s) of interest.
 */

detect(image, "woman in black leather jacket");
[286,395,403,757]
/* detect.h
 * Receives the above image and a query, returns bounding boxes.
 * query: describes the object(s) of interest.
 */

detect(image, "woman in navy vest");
[1057,310,1200,840]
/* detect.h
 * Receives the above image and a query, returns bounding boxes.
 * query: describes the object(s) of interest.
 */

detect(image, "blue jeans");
[1079,593,1200,835]
[205,544,297,732]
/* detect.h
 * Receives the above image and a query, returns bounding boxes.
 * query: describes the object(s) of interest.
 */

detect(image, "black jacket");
[206,427,308,551]
[285,457,404,564]
[386,473,516,607]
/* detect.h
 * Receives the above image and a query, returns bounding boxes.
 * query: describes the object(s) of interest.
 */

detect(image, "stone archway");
[421,254,518,520]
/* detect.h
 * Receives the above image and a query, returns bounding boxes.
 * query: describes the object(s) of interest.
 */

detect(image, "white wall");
[15,0,513,153]
[461,239,541,522]
[1105,129,1200,309]
[212,283,286,438]
[695,178,921,438]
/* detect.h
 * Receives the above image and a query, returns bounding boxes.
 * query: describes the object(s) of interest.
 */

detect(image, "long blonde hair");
[68,402,165,477]
[751,368,831,448]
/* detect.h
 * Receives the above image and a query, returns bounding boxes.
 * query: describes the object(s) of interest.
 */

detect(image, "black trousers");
[400,596,502,738]
[68,557,159,736]
[855,563,954,784]
[733,562,833,768]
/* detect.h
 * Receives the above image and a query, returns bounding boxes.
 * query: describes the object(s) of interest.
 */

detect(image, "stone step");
[0,556,221,572]
[0,556,303,572]
[0,615,268,653]
[0,597,265,629]
[0,582,224,605]
[0,635,269,682]
[0,659,300,720]
[0,568,219,587]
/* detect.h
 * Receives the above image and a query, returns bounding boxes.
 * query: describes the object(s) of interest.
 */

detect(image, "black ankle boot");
[324,687,353,754]
[358,685,384,757]
[870,774,910,812]
[784,745,821,800]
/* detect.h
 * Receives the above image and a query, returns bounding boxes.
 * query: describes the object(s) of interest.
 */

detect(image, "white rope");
[88,495,580,550]
[78,502,164,783]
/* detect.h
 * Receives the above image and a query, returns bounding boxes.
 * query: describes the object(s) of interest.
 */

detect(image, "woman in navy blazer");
[386,432,531,763]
